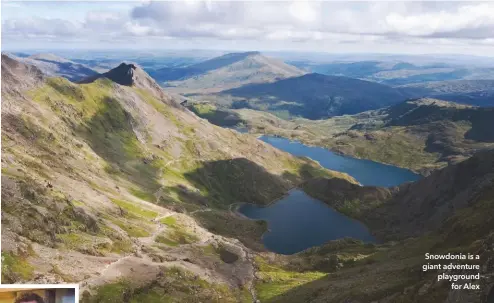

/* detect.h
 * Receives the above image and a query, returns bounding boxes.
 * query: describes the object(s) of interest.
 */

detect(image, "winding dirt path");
[78,208,261,302]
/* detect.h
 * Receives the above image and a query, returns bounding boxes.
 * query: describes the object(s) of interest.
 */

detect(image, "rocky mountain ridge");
[2,54,493,303]
[2,52,98,82]
[1,54,349,302]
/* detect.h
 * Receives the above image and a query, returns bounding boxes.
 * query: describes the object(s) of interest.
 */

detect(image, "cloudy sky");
[2,1,494,56]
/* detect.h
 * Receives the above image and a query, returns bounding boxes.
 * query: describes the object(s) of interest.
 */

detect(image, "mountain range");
[3,53,99,82]
[290,59,494,85]
[148,51,306,93]
[2,53,494,303]
[143,52,494,119]
[11,51,493,120]
[210,72,413,119]
[1,54,349,301]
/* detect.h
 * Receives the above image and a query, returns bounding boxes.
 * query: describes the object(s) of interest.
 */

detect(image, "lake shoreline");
[259,135,420,187]
[243,130,428,176]
[230,133,419,255]
[238,189,377,255]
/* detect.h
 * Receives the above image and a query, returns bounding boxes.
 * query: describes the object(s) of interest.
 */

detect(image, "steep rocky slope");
[303,149,494,239]
[1,54,351,301]
[3,52,98,82]
[148,51,306,93]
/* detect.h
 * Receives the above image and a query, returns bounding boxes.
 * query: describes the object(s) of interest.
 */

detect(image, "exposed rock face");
[276,149,493,303]
[101,63,137,86]
[442,233,494,303]
[79,62,176,106]
[1,54,45,92]
[3,53,493,303]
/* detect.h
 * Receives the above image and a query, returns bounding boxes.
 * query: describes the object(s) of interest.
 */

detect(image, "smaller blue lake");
[260,136,421,187]
[239,190,376,255]
[237,135,422,254]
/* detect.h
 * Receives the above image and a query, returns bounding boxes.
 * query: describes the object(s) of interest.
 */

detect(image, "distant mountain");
[148,51,306,93]
[385,98,492,131]
[398,80,494,106]
[290,60,494,86]
[28,53,73,63]
[210,73,412,119]
[399,79,494,94]
[3,53,99,82]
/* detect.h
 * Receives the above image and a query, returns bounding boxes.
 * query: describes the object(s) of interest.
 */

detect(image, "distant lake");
[260,135,420,187]
[238,135,421,254]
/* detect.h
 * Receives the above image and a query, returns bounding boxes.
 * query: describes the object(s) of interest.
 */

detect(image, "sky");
[2,1,494,56]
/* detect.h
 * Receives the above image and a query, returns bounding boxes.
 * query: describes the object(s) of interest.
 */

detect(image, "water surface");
[260,135,420,187]
[239,190,376,254]
[238,135,421,254]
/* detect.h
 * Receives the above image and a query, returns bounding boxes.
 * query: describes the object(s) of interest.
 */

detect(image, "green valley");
[2,53,493,303]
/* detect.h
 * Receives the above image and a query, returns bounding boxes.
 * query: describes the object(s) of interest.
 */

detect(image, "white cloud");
[385,3,494,38]
[289,1,319,23]
[3,17,81,37]
[2,1,493,55]
[126,1,494,41]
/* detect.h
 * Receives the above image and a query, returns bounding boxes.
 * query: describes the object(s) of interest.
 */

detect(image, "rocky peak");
[101,62,139,86]
[79,62,176,105]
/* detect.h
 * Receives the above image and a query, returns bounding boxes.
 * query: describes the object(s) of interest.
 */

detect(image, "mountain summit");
[80,62,175,104]
[148,51,306,93]
[81,62,138,86]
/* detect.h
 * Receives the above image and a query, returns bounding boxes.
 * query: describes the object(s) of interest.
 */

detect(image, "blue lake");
[238,135,421,254]
[260,135,420,187]
[239,190,376,254]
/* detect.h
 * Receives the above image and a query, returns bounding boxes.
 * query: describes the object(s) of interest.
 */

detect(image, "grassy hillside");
[1,55,351,301]
[3,54,493,303]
